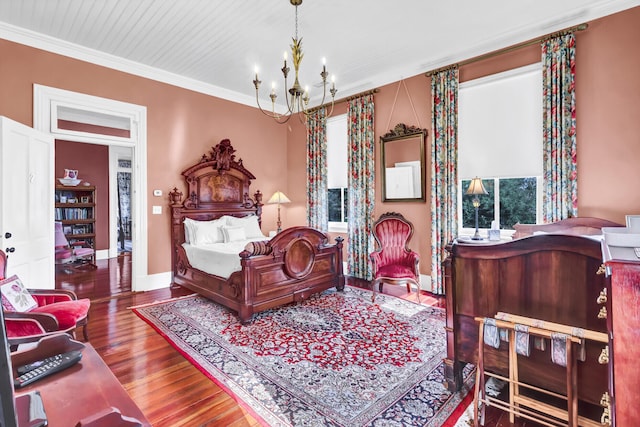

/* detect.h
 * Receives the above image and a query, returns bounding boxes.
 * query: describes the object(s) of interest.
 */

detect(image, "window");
[327,114,348,231]
[461,177,538,230]
[458,63,543,235]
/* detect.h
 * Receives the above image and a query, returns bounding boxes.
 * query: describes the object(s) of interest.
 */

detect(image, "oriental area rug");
[132,287,474,426]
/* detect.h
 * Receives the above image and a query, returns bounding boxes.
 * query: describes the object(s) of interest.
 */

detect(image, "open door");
[0,116,55,288]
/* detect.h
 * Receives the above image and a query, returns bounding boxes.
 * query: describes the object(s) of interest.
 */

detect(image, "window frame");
[458,176,542,239]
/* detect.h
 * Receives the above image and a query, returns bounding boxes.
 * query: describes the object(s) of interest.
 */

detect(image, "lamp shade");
[465,177,488,196]
[267,191,291,204]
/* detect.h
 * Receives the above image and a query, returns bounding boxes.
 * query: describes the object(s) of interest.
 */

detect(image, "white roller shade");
[327,114,348,188]
[459,63,543,179]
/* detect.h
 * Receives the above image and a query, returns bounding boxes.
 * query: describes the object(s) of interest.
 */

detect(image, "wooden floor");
[55,254,539,427]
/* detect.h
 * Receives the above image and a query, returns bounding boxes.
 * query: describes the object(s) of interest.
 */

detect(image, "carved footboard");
[236,227,344,322]
[174,227,344,323]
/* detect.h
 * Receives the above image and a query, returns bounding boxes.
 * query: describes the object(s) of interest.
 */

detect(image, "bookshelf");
[55,185,96,254]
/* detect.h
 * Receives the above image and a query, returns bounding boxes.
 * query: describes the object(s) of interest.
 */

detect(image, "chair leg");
[77,317,89,341]
[371,279,380,302]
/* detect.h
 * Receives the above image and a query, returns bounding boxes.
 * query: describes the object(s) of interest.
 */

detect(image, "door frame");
[33,84,148,292]
[109,146,133,258]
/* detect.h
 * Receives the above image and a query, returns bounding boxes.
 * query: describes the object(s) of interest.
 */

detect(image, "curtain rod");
[425,23,588,77]
[308,88,379,113]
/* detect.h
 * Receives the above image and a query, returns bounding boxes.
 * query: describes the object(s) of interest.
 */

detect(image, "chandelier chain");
[295,3,298,41]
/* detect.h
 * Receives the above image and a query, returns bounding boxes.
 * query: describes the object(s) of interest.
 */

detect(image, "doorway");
[34,85,148,292]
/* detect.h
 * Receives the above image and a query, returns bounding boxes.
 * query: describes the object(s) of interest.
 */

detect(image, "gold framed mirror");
[380,123,428,202]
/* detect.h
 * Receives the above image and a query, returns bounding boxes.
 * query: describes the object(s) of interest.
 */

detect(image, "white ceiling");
[0,0,638,110]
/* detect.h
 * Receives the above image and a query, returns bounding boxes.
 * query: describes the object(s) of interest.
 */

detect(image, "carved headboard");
[169,139,263,248]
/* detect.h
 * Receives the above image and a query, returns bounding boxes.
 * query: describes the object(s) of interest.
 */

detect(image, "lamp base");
[472,205,482,240]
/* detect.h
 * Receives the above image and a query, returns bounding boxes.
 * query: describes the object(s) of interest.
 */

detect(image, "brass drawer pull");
[597,289,607,305]
[598,346,609,364]
[596,264,606,275]
[601,407,611,426]
[600,393,612,426]
[597,306,607,319]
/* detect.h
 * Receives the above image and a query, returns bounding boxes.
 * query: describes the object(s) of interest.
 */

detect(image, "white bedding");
[182,236,269,278]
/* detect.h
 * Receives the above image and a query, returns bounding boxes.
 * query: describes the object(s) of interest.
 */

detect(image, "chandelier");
[252,0,337,123]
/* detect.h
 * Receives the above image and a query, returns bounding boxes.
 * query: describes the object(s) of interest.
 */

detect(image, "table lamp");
[465,177,488,240]
[267,191,291,233]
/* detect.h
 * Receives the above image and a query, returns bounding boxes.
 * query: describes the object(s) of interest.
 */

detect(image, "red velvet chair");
[369,212,421,303]
[0,250,90,347]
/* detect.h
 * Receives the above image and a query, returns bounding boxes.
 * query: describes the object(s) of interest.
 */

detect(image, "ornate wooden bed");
[443,217,622,409]
[169,139,344,323]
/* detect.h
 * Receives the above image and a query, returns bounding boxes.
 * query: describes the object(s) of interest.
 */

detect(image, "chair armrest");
[4,311,60,332]
[370,251,383,273]
[404,251,420,276]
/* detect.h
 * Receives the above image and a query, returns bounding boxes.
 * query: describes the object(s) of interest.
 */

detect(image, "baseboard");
[420,274,432,293]
[136,271,172,292]
[95,249,109,260]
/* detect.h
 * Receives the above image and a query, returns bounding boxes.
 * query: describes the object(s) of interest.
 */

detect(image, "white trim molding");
[33,84,150,292]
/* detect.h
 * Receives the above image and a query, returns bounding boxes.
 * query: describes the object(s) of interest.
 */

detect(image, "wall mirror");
[380,123,428,202]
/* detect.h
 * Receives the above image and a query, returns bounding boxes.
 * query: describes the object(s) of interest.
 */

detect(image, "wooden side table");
[12,335,150,427]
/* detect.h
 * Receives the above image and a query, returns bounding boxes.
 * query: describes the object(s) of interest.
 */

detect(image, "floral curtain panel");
[542,33,578,222]
[430,68,459,295]
[347,94,375,280]
[306,107,328,232]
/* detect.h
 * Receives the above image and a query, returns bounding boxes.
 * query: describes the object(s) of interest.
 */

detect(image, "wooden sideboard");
[602,244,640,427]
[443,218,625,426]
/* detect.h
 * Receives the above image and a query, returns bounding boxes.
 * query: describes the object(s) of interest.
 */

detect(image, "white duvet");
[182,237,269,278]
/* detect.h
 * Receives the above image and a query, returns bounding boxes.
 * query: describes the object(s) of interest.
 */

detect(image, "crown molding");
[1,0,638,110]
[0,21,257,108]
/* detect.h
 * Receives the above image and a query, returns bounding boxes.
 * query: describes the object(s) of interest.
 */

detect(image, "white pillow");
[227,215,264,238]
[222,225,247,243]
[183,218,195,243]
[183,217,212,244]
[190,218,226,246]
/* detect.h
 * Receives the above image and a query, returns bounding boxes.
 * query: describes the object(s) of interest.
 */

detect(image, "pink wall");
[575,8,640,220]
[55,141,109,250]
[0,6,638,278]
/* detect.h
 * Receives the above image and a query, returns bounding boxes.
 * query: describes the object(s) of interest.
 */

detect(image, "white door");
[0,116,54,288]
